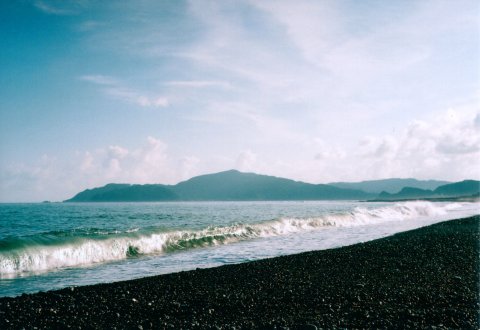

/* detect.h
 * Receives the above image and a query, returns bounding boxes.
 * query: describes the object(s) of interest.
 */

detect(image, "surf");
[0,201,465,277]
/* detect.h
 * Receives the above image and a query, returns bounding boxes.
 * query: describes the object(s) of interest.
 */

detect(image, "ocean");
[0,201,478,297]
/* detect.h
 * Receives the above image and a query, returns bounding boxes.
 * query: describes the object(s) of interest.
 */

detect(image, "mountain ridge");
[375,180,480,201]
[170,170,370,201]
[329,178,450,194]
[65,170,372,202]
[64,170,479,202]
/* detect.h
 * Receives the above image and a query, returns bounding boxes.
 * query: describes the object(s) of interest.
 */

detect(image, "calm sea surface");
[0,201,478,297]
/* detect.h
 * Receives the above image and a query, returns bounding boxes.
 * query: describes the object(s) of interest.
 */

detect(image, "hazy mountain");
[65,171,478,202]
[375,180,480,201]
[329,178,450,194]
[66,183,179,202]
[65,170,373,202]
[377,187,433,200]
[433,180,480,196]
[171,170,372,200]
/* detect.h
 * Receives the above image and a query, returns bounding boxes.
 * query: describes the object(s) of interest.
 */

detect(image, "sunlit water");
[0,201,478,297]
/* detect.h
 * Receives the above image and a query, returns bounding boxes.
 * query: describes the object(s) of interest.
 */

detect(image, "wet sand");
[1,216,479,329]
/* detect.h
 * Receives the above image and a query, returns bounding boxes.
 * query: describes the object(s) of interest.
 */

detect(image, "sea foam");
[0,201,463,277]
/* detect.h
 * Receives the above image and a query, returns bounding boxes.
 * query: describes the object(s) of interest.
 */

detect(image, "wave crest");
[0,201,459,277]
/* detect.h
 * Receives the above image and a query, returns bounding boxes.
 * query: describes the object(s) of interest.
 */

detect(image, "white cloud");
[77,20,105,32]
[108,145,129,159]
[313,139,346,160]
[135,95,169,108]
[235,150,257,172]
[79,136,175,185]
[252,0,340,67]
[177,156,201,181]
[80,75,169,108]
[0,154,70,202]
[250,0,447,98]
[79,151,95,172]
[34,0,88,15]
[475,113,480,127]
[0,137,201,201]
[181,0,478,134]
[223,106,480,184]
[77,1,477,140]
[353,107,480,180]
[81,75,118,86]
[166,80,232,89]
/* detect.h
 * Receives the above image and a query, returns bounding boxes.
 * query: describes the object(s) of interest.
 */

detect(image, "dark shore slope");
[1,216,479,329]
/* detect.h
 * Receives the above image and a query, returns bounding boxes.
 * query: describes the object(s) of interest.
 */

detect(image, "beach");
[1,215,478,329]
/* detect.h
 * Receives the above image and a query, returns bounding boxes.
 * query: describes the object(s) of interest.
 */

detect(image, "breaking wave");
[0,202,460,277]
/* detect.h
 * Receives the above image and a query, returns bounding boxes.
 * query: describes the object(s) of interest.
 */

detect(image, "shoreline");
[1,216,479,329]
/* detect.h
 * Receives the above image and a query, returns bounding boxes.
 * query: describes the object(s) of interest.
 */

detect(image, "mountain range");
[328,178,449,194]
[376,180,480,201]
[64,170,479,202]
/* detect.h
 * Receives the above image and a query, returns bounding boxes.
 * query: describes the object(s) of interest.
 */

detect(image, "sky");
[0,0,479,202]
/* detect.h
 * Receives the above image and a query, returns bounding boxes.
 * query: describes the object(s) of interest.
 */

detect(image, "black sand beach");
[1,216,479,329]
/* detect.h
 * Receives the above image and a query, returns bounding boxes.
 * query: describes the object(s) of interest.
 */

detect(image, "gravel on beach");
[1,216,479,329]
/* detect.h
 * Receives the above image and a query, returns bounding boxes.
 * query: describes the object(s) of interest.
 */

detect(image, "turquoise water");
[0,201,478,297]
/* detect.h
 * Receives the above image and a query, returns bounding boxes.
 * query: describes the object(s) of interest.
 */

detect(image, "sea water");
[0,201,478,297]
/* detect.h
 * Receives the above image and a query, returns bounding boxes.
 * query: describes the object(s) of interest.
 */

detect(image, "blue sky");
[1,0,479,202]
